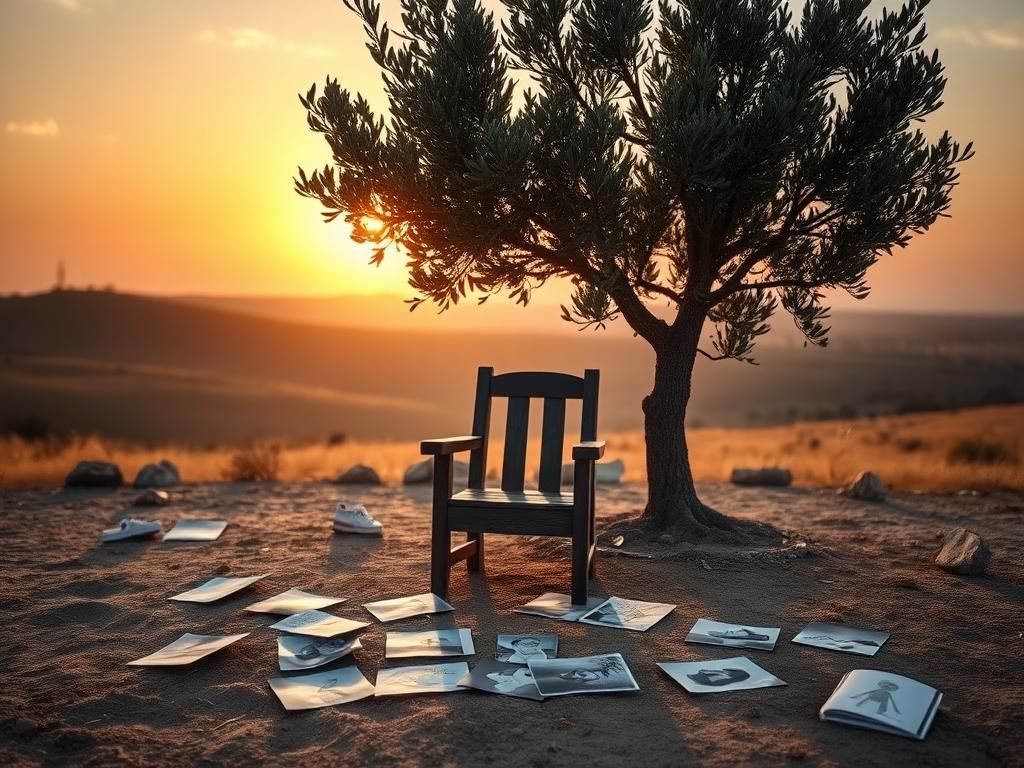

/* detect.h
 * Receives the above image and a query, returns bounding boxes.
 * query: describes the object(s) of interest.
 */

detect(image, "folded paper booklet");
[527,653,640,697]
[820,670,941,740]
[268,666,375,711]
[458,659,544,701]
[363,592,454,622]
[579,596,676,632]
[657,656,786,693]
[512,592,606,622]
[168,574,269,604]
[278,635,362,672]
[385,628,474,659]
[162,520,228,542]
[375,662,470,696]
[128,632,249,666]
[271,609,369,639]
[245,588,345,615]
[792,622,890,656]
[685,618,780,651]
[496,634,558,664]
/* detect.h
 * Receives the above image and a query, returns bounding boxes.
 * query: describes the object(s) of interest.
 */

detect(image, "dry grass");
[1,405,1021,493]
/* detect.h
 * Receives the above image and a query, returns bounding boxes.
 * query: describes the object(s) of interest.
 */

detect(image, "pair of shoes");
[333,503,383,536]
[102,518,162,543]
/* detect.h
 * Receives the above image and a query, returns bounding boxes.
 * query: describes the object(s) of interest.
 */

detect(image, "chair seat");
[450,487,574,509]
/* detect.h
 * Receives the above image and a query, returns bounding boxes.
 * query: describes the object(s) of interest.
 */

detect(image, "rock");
[560,458,626,485]
[332,464,382,485]
[838,470,886,501]
[133,489,169,506]
[935,528,991,575]
[657,533,675,545]
[132,459,180,488]
[64,461,122,488]
[730,467,793,487]
[402,459,469,486]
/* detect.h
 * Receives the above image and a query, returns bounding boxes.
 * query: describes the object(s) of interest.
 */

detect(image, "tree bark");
[642,304,732,536]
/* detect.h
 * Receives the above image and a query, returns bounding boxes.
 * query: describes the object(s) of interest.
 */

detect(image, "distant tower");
[56,260,65,291]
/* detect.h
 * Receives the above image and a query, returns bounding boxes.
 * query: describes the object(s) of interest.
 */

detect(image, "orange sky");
[1,0,1022,315]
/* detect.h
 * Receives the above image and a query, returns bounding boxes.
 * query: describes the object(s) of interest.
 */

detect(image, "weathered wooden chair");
[421,366,604,606]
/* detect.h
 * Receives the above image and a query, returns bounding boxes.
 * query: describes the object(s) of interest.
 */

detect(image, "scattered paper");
[385,629,474,659]
[658,657,787,693]
[512,592,605,622]
[268,666,375,711]
[458,659,544,701]
[375,662,469,696]
[278,635,362,672]
[820,669,942,740]
[528,654,640,697]
[169,574,269,604]
[162,520,228,542]
[579,596,676,632]
[792,622,890,656]
[685,618,781,651]
[245,588,345,615]
[271,610,369,639]
[363,592,454,623]
[128,632,249,666]
[496,634,558,664]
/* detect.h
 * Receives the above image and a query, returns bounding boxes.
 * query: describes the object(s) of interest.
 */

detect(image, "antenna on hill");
[55,260,65,292]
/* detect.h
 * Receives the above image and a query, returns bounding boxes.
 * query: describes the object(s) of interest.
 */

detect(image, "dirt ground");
[0,481,1021,767]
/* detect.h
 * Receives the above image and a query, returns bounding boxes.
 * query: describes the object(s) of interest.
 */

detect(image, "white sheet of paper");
[658,656,787,693]
[271,609,369,638]
[579,596,676,631]
[162,520,228,542]
[128,632,249,666]
[385,628,475,659]
[245,588,345,615]
[363,592,454,622]
[374,662,469,696]
[528,654,641,697]
[169,574,269,603]
[278,636,362,671]
[268,666,375,711]
[685,618,781,651]
[512,592,605,622]
[821,669,942,740]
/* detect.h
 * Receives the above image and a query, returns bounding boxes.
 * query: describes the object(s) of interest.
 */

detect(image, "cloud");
[937,19,1024,50]
[5,119,60,138]
[195,27,333,58]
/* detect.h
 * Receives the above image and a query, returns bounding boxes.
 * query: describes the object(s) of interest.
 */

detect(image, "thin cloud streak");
[938,19,1024,50]
[196,28,333,58]
[6,119,60,138]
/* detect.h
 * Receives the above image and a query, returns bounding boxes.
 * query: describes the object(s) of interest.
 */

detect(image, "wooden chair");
[421,366,604,606]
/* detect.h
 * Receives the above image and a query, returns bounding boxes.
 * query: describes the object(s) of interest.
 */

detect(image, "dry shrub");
[946,438,1017,466]
[224,442,282,482]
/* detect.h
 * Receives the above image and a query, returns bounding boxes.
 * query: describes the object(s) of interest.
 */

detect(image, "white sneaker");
[332,503,383,536]
[102,518,162,543]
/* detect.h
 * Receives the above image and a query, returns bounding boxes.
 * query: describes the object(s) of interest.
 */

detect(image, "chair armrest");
[572,440,606,461]
[420,436,484,456]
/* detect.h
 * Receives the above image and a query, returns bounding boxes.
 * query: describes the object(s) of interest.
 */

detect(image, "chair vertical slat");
[580,369,600,441]
[538,397,566,493]
[501,396,530,492]
[468,367,493,489]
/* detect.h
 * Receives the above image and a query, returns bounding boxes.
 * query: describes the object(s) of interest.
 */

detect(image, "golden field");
[2,404,1020,493]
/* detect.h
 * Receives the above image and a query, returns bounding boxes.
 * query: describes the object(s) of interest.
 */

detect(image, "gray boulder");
[133,489,169,506]
[133,459,180,489]
[560,458,626,485]
[935,528,991,575]
[403,458,469,486]
[730,467,793,487]
[333,464,382,485]
[65,461,123,488]
[838,470,886,502]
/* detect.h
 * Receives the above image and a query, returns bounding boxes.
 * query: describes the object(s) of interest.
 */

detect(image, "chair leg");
[430,456,453,599]
[571,460,591,606]
[466,532,484,572]
[588,492,597,579]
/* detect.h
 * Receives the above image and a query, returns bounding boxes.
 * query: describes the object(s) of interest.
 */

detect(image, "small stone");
[402,459,469,486]
[332,464,382,485]
[730,467,793,487]
[509,726,525,737]
[935,528,991,575]
[133,459,180,489]
[133,489,169,507]
[657,533,675,545]
[65,461,123,488]
[547,743,560,753]
[560,459,625,484]
[838,471,887,502]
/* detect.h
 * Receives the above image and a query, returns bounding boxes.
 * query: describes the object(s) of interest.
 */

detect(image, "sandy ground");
[0,481,1021,767]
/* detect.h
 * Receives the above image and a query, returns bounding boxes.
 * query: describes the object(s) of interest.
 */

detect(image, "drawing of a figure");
[708,628,769,642]
[485,667,536,694]
[804,634,881,652]
[590,600,660,626]
[851,680,901,718]
[296,638,347,661]
[558,656,626,685]
[686,668,752,687]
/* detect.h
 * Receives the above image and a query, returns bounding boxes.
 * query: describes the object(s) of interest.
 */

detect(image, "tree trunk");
[642,306,732,536]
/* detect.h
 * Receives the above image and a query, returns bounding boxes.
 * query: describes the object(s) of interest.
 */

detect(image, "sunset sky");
[1,0,1022,316]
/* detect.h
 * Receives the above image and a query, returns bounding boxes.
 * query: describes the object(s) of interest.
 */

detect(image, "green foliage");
[296,0,970,362]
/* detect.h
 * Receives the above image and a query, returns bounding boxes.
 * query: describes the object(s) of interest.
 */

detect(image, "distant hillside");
[0,290,1021,443]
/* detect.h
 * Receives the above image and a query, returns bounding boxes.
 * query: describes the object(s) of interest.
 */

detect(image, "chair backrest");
[467,367,599,493]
